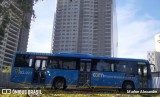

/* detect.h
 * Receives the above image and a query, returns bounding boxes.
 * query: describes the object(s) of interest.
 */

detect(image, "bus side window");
[96,60,111,72]
[115,61,127,72]
[127,62,137,74]
[42,60,47,70]
[29,59,33,67]
[138,65,147,77]
[49,60,58,69]
[143,66,147,76]
[115,61,137,74]
[96,60,106,71]
[15,54,31,68]
[62,60,76,70]
[35,60,41,70]
[105,62,111,71]
[91,60,98,71]
[59,57,77,70]
[86,63,91,72]
[111,63,114,72]
[80,63,85,71]
[138,67,142,76]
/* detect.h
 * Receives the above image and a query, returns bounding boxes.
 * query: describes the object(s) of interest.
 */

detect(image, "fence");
[152,72,160,91]
[0,71,25,88]
[0,71,10,87]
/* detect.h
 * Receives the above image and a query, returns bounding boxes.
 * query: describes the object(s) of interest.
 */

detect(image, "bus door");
[138,64,148,88]
[78,59,91,87]
[32,57,48,84]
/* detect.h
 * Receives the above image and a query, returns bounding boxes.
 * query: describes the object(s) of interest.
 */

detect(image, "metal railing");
[152,72,160,90]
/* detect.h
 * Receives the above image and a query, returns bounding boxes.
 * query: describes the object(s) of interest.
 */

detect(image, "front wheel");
[52,78,66,90]
[122,82,134,91]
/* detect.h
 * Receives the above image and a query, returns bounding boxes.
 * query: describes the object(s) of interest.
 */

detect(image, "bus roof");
[16,52,54,56]
[15,52,148,62]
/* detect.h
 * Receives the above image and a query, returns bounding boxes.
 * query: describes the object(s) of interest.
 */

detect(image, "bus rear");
[11,52,34,84]
[11,52,53,85]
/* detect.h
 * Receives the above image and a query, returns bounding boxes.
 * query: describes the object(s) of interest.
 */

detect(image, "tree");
[0,0,44,41]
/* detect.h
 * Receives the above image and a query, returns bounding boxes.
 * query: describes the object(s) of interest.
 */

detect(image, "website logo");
[2,89,11,94]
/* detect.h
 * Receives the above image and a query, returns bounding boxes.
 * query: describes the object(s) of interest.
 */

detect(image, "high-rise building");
[17,12,32,52]
[0,0,32,70]
[52,0,117,57]
[147,33,160,72]
[0,0,22,70]
[155,33,160,52]
[147,51,160,72]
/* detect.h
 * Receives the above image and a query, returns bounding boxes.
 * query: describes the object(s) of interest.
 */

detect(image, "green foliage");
[0,0,44,39]
[2,66,11,72]
[16,0,35,18]
[0,0,44,27]
[16,0,44,19]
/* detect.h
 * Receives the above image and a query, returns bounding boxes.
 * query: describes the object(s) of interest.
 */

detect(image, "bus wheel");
[122,82,134,91]
[53,78,66,90]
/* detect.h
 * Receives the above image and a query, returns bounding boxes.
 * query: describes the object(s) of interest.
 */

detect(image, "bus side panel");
[148,79,152,89]
[45,69,79,86]
[91,71,126,88]
[91,71,139,89]
[11,67,33,84]
[130,76,139,89]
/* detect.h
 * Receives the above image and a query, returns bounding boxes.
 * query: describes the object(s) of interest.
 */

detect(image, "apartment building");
[52,0,117,57]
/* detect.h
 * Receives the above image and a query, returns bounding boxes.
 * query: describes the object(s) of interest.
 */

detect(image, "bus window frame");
[137,61,151,78]
[14,54,33,68]
[114,60,138,75]
[47,56,78,70]
[91,59,112,72]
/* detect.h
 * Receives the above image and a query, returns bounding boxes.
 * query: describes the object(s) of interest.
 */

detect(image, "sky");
[27,0,160,59]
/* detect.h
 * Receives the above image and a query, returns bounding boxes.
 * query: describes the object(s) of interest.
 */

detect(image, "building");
[0,0,32,70]
[17,12,32,52]
[147,51,160,72]
[52,0,117,57]
[0,0,22,69]
[155,33,160,52]
[147,33,160,72]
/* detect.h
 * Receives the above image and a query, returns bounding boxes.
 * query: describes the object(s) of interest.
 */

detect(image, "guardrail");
[152,72,160,90]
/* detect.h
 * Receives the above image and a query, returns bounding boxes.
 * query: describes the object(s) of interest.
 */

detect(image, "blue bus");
[10,52,152,90]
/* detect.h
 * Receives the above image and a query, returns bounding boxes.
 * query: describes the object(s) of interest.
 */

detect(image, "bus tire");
[122,81,134,91]
[52,78,66,90]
